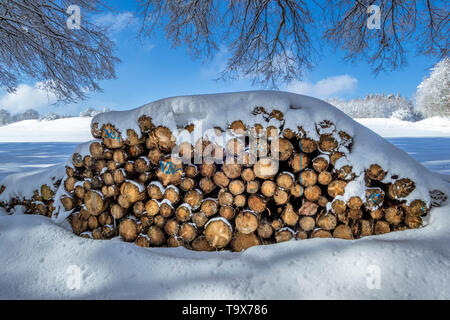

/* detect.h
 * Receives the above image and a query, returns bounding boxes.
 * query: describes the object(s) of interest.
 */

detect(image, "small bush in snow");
[415,58,450,118]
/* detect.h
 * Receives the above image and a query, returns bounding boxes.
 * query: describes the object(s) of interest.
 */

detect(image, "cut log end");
[204,219,232,249]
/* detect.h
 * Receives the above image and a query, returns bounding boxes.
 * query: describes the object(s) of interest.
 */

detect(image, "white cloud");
[93,11,136,34]
[284,75,358,98]
[0,82,58,113]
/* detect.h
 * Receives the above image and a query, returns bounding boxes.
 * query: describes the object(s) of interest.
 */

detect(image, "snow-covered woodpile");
[65,113,431,251]
[0,92,446,252]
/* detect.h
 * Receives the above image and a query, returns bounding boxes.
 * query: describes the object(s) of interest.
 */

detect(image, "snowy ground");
[357,117,450,138]
[0,109,449,299]
[1,200,449,299]
[0,143,78,182]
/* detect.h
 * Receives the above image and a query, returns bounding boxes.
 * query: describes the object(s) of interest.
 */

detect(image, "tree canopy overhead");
[0,0,119,102]
[139,0,448,85]
[0,0,448,102]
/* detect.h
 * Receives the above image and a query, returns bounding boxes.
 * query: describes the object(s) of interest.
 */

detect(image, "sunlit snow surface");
[386,137,450,175]
[0,143,78,182]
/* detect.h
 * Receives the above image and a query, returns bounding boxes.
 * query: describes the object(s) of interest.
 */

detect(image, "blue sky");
[0,1,442,116]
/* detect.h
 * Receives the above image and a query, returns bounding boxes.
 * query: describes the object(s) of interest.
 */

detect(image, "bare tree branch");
[138,0,314,87]
[323,0,448,73]
[137,0,448,84]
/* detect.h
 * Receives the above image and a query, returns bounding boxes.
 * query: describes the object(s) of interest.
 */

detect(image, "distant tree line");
[327,57,449,120]
[326,93,421,121]
[0,108,39,125]
[0,107,111,126]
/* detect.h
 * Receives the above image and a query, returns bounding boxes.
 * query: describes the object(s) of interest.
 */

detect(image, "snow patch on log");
[159,199,174,208]
[148,181,165,192]
[165,185,179,194]
[125,180,145,193]
[205,217,233,233]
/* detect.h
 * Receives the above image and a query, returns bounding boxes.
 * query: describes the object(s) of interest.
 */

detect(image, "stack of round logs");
[0,180,59,217]
[31,108,433,251]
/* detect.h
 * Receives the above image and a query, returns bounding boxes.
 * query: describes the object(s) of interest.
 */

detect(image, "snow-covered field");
[0,117,92,142]
[0,116,449,143]
[0,93,449,300]
[357,117,450,138]
[0,143,78,182]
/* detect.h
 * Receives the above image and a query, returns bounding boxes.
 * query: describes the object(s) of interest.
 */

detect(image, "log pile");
[0,107,445,252]
[55,109,436,252]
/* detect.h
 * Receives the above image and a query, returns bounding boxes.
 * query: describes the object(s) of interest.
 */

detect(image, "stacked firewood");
[52,108,431,252]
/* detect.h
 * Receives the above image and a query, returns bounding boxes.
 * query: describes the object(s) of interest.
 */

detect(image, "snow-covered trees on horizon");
[415,58,450,118]
[40,107,111,121]
[0,109,12,125]
[12,109,39,122]
[0,107,112,126]
[328,58,450,121]
[0,108,40,126]
[326,94,422,121]
[79,107,112,117]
